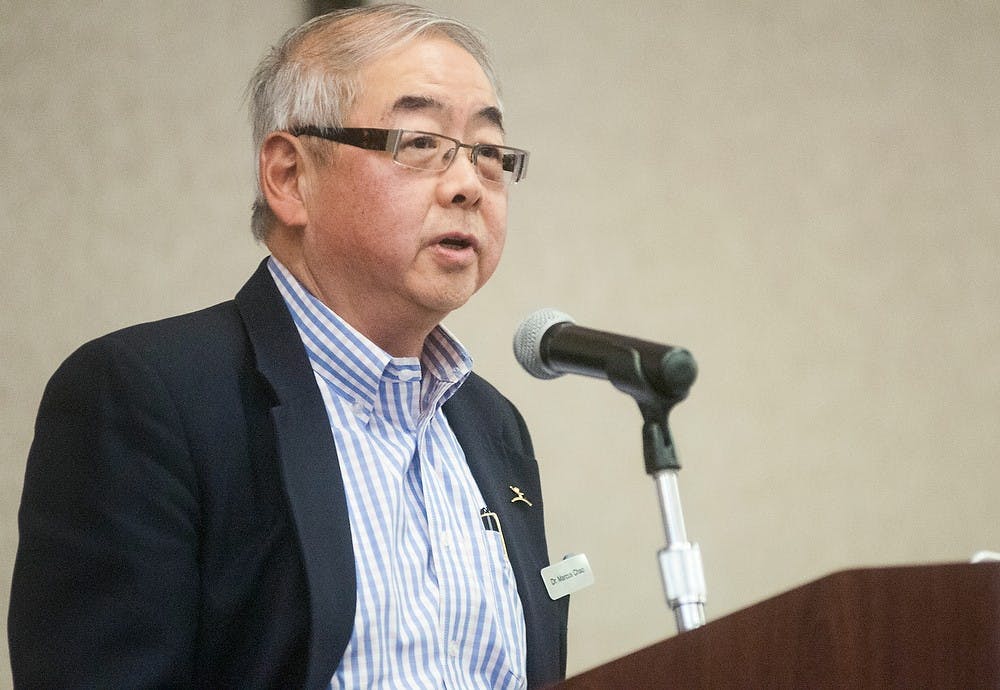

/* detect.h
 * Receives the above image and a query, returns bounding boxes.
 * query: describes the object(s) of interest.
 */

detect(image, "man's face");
[297,37,509,347]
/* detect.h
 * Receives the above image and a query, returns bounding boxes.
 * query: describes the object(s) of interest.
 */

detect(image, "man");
[9,5,568,688]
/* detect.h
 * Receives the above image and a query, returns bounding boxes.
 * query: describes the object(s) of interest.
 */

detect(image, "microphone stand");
[605,346,706,633]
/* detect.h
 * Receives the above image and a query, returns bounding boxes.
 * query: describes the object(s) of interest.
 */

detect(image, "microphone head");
[513,308,575,379]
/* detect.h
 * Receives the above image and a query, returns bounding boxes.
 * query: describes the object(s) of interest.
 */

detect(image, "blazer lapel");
[235,260,355,690]
[445,376,567,685]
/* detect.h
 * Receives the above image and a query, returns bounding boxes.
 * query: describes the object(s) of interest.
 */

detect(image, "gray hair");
[247,3,500,241]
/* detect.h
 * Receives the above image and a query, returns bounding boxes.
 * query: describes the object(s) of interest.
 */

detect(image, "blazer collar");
[234,259,355,690]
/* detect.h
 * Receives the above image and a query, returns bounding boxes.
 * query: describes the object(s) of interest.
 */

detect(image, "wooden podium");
[555,562,1000,688]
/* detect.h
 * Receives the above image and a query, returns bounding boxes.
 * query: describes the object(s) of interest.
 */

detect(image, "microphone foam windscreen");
[512,308,575,379]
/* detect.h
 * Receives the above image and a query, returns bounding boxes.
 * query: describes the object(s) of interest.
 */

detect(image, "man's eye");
[477,145,502,161]
[401,135,440,150]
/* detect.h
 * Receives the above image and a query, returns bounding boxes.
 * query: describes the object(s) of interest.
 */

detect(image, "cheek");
[492,221,507,259]
[363,172,433,235]
[324,170,417,252]
[487,198,508,249]
[480,203,508,283]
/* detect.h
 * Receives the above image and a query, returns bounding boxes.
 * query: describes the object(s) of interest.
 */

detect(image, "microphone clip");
[602,344,697,475]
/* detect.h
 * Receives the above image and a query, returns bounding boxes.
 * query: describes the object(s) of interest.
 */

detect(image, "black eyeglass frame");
[289,126,529,185]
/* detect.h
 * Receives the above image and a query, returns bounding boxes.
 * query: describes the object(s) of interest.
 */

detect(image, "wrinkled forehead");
[351,37,504,132]
[383,94,504,133]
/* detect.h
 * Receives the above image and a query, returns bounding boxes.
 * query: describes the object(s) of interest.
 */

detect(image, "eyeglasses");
[289,126,529,186]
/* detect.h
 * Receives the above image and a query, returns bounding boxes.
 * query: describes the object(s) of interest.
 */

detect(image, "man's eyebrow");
[389,95,505,133]
[391,95,442,113]
[478,106,504,132]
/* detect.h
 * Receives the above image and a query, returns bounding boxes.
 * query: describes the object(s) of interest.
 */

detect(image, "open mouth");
[438,236,473,250]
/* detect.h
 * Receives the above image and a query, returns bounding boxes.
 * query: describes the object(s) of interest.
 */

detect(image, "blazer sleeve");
[9,335,201,688]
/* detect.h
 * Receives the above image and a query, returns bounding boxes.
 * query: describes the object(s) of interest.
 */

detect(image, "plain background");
[2,1,998,684]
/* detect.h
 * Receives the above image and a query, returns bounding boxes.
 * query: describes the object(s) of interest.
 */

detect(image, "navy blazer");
[10,260,568,688]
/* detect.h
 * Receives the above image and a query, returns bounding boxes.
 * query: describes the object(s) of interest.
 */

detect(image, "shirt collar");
[267,256,472,413]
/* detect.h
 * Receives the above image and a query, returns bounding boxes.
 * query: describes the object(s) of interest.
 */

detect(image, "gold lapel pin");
[509,485,533,506]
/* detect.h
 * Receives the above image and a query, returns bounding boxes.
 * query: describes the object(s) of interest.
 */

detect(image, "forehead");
[349,37,502,130]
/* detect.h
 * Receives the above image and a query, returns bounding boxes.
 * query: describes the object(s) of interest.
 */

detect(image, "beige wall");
[3,1,998,683]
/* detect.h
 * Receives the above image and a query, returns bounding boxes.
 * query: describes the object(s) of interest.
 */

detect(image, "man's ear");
[259,132,310,228]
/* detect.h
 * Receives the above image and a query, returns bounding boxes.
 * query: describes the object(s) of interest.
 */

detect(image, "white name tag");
[541,553,594,600]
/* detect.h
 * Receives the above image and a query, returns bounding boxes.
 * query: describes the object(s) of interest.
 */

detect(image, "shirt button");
[448,641,460,657]
[441,532,452,549]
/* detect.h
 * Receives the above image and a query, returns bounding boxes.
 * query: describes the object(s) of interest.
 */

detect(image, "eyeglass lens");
[394,132,518,185]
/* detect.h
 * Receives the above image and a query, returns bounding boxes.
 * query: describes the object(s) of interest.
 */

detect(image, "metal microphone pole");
[607,347,706,632]
[644,420,706,632]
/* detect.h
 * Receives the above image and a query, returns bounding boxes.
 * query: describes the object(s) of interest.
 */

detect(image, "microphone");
[513,308,697,401]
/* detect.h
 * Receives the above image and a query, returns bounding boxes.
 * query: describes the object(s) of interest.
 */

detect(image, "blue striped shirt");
[269,258,527,689]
